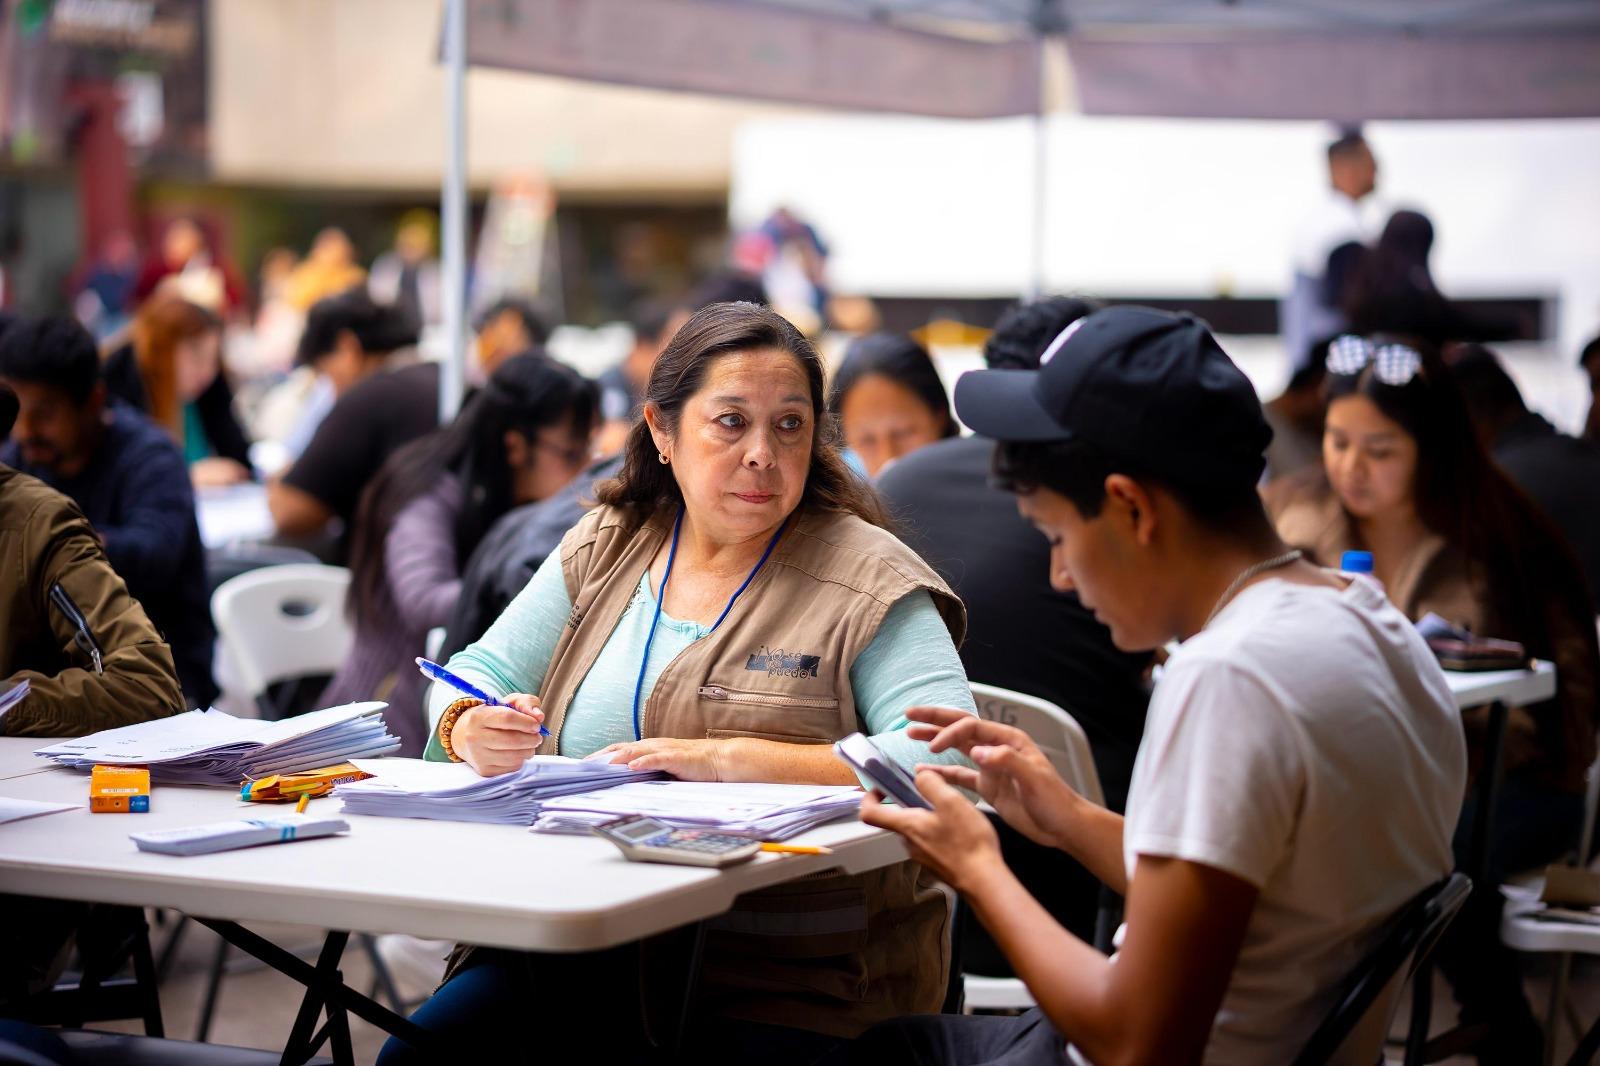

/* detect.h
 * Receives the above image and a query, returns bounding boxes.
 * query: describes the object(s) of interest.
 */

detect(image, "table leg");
[192,919,448,1061]
[672,921,706,1062]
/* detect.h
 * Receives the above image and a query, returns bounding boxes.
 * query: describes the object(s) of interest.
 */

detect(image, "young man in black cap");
[852,307,1466,1064]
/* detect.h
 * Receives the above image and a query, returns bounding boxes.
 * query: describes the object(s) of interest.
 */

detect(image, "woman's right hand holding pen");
[454,694,545,777]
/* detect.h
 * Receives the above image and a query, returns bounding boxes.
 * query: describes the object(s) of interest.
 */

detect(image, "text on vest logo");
[745,648,822,679]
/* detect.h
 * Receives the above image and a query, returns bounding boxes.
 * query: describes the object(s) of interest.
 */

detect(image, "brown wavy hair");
[595,301,885,529]
[130,295,220,437]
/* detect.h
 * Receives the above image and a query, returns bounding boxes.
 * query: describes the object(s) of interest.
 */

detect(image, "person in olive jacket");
[0,462,183,737]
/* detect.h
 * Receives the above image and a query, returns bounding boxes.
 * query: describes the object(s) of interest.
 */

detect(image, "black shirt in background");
[1494,412,1600,614]
[876,435,1152,812]
[282,361,440,535]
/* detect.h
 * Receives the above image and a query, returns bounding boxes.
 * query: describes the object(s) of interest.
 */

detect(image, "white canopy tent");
[433,0,1600,417]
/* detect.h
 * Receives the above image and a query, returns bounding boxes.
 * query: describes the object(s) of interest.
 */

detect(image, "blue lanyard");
[631,508,786,740]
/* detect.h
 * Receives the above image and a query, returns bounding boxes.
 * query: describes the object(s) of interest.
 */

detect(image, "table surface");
[0,744,904,953]
[195,482,275,549]
[1442,659,1555,710]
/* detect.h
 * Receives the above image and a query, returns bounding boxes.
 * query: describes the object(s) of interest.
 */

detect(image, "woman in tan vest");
[380,302,976,1065]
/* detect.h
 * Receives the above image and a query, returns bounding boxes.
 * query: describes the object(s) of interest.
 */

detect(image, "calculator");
[592,816,762,868]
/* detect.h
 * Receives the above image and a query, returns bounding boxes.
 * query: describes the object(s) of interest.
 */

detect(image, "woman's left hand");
[595,737,728,781]
[859,769,1001,894]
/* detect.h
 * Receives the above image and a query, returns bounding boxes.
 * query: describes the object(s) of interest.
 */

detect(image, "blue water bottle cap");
[1340,550,1374,574]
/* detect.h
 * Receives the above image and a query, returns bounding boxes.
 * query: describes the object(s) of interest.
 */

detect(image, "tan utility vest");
[542,503,967,1036]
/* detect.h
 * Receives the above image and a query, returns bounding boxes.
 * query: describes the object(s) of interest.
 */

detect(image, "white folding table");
[1443,659,1556,711]
[0,742,905,1063]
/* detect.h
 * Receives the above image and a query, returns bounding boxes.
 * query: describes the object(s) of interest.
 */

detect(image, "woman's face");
[1323,394,1419,521]
[174,330,221,402]
[839,373,946,477]
[507,416,590,505]
[651,349,814,544]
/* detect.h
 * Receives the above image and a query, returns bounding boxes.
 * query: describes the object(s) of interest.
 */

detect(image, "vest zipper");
[698,685,840,710]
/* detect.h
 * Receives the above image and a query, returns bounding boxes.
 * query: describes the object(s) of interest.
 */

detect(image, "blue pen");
[415,657,550,736]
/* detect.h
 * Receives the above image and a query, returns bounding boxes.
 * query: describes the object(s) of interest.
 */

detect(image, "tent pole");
[1028,98,1046,301]
[439,0,468,425]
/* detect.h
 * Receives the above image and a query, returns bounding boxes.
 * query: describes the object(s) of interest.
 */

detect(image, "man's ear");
[1103,474,1158,547]
[503,429,530,468]
[84,381,108,420]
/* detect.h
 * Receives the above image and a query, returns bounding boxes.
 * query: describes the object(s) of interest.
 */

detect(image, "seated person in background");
[1452,343,1600,613]
[439,452,621,662]
[321,355,597,755]
[0,462,184,735]
[0,316,217,709]
[472,297,550,379]
[828,332,958,478]
[380,302,977,1065]
[1261,335,1329,484]
[103,290,252,488]
[1581,332,1600,445]
[594,297,687,457]
[268,291,434,547]
[877,295,1153,972]
[1268,334,1599,1062]
[1342,210,1520,346]
[851,306,1466,1065]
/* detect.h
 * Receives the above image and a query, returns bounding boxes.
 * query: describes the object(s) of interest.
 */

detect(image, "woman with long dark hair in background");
[827,332,957,478]
[319,353,598,754]
[1269,335,1598,1062]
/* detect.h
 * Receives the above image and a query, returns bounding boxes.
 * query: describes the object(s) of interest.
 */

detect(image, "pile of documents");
[34,703,400,785]
[532,781,864,841]
[333,755,668,824]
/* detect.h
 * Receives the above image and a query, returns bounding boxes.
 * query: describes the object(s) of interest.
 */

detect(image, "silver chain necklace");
[1202,549,1304,630]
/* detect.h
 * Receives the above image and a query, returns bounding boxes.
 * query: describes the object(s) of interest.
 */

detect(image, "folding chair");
[960,683,1109,1014]
[1294,873,1473,1066]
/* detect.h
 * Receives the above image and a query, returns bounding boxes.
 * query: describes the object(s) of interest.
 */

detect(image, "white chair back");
[968,682,1105,808]
[211,564,353,702]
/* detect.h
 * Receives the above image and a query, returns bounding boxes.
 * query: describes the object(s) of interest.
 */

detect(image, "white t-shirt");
[1121,574,1465,1064]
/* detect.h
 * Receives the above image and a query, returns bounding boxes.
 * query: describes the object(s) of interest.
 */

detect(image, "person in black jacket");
[102,291,253,488]
[876,296,1153,973]
[0,315,216,708]
[1452,343,1600,613]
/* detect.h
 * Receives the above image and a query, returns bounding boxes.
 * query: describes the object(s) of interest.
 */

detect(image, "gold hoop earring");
[658,452,670,465]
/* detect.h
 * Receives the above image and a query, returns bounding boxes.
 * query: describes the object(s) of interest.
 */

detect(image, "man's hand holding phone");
[904,705,1086,852]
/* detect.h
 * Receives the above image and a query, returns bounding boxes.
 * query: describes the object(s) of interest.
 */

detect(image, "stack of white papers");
[34,703,400,785]
[532,780,864,841]
[333,755,668,824]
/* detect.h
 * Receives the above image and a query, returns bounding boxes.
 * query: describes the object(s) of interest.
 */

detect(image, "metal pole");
[1028,99,1046,301]
[439,0,467,425]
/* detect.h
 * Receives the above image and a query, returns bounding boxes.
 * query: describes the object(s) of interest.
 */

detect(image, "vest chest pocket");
[699,685,842,744]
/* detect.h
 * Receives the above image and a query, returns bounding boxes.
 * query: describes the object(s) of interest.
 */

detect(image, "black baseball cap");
[954,305,1272,491]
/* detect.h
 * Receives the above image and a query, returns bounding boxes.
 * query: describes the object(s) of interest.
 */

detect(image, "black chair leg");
[193,932,229,1042]
[1405,960,1433,1066]
[358,935,406,1013]
[130,918,164,1038]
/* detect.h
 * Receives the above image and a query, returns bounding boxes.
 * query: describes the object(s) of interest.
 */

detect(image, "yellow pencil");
[295,794,310,814]
[760,842,831,855]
